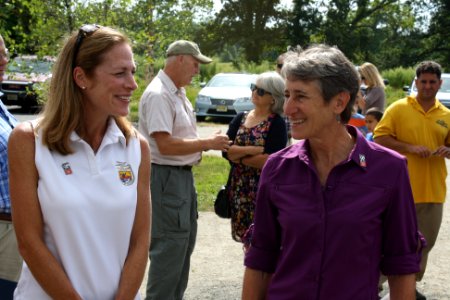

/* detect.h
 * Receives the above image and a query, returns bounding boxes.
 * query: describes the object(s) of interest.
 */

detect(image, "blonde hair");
[37,26,134,155]
[359,62,385,89]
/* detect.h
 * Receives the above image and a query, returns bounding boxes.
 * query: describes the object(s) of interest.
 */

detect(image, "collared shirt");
[245,126,421,300]
[374,96,450,203]
[138,70,200,166]
[15,118,141,299]
[0,101,18,214]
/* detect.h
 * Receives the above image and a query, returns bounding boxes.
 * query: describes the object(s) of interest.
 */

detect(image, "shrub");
[382,67,415,89]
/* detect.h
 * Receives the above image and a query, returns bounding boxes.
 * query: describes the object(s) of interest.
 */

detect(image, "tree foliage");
[0,0,448,70]
[207,0,290,62]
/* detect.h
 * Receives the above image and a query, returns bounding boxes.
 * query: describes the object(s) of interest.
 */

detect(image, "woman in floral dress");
[223,71,287,243]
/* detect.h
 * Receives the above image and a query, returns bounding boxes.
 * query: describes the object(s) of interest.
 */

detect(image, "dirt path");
[138,158,450,300]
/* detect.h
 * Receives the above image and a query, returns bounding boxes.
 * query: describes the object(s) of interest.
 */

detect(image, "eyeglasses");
[361,76,366,80]
[250,84,272,96]
[0,49,10,61]
[276,63,283,69]
[72,24,100,69]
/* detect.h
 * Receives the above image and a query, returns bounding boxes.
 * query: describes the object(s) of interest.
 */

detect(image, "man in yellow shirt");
[374,61,450,300]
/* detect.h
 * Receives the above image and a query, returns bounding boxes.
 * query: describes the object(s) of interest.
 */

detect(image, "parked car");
[194,73,256,121]
[403,73,450,108]
[0,55,54,109]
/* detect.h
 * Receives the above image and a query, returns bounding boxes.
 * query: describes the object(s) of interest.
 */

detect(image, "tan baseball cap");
[166,40,212,64]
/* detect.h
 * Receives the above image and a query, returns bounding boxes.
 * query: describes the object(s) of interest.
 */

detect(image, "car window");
[207,75,254,88]
[441,77,450,93]
[8,57,54,74]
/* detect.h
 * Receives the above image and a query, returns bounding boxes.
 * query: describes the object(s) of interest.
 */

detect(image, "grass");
[193,154,230,211]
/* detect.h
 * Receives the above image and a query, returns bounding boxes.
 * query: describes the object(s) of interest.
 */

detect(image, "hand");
[249,146,264,155]
[432,146,450,158]
[356,94,366,111]
[207,130,231,151]
[407,144,433,158]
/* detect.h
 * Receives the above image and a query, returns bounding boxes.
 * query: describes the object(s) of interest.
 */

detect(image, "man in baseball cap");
[166,40,212,64]
[139,40,229,300]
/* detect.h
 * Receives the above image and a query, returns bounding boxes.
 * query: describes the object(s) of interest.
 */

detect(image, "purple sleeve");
[244,157,280,273]
[380,158,422,275]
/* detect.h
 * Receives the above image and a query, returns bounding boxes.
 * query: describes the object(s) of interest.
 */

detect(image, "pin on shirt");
[62,162,73,175]
[359,154,367,168]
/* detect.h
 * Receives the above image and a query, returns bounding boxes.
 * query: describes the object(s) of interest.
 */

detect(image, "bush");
[382,67,415,89]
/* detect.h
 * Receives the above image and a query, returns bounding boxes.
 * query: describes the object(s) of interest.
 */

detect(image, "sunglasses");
[250,84,272,96]
[72,24,100,69]
[276,63,283,69]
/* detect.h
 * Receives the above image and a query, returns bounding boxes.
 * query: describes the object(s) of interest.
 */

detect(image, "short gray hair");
[282,44,359,123]
[256,71,285,115]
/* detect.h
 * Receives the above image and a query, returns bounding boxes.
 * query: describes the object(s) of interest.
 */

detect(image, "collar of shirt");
[280,125,371,171]
[69,117,126,148]
[407,95,443,113]
[157,69,186,97]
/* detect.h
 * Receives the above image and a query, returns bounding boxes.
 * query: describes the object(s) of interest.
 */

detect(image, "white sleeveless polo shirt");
[14,119,141,300]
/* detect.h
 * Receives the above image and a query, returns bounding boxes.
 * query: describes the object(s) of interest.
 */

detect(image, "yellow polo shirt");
[374,96,450,203]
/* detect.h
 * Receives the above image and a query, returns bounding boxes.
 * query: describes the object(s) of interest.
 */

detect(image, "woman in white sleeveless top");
[8,25,151,300]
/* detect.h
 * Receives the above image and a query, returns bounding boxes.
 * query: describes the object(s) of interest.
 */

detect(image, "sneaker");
[416,289,426,300]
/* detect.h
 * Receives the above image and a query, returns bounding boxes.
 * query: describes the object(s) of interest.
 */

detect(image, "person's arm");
[364,87,385,110]
[227,145,264,163]
[375,135,433,158]
[239,153,268,169]
[387,274,415,300]
[241,267,272,300]
[115,135,151,300]
[9,122,82,300]
[152,131,230,156]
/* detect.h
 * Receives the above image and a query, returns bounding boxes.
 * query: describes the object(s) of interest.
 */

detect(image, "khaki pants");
[379,202,442,289]
[0,220,22,282]
[146,165,198,300]
[415,203,443,281]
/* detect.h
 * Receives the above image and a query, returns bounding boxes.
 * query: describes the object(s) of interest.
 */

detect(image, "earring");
[336,114,341,122]
[81,86,86,90]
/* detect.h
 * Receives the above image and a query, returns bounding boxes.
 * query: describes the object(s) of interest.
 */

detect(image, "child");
[349,90,368,135]
[365,107,383,141]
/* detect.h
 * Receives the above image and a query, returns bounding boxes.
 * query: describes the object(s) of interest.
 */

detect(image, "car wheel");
[196,116,206,122]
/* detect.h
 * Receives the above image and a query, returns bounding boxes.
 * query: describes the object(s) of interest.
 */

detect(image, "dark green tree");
[211,0,289,62]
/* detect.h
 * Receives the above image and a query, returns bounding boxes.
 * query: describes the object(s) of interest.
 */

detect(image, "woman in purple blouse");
[242,45,422,300]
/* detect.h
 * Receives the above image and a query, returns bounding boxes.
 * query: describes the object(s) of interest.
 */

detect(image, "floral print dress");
[228,113,276,242]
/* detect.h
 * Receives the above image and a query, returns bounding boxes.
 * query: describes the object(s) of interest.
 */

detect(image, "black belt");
[151,163,192,171]
[0,212,12,222]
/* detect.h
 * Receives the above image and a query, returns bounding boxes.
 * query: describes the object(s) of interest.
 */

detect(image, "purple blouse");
[244,126,421,300]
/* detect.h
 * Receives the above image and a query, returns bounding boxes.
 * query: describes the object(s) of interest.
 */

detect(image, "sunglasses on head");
[72,24,101,69]
[250,84,272,97]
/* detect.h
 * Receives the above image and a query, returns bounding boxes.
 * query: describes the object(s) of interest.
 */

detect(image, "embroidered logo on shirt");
[436,119,448,129]
[359,154,367,168]
[62,162,73,175]
[115,162,135,186]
